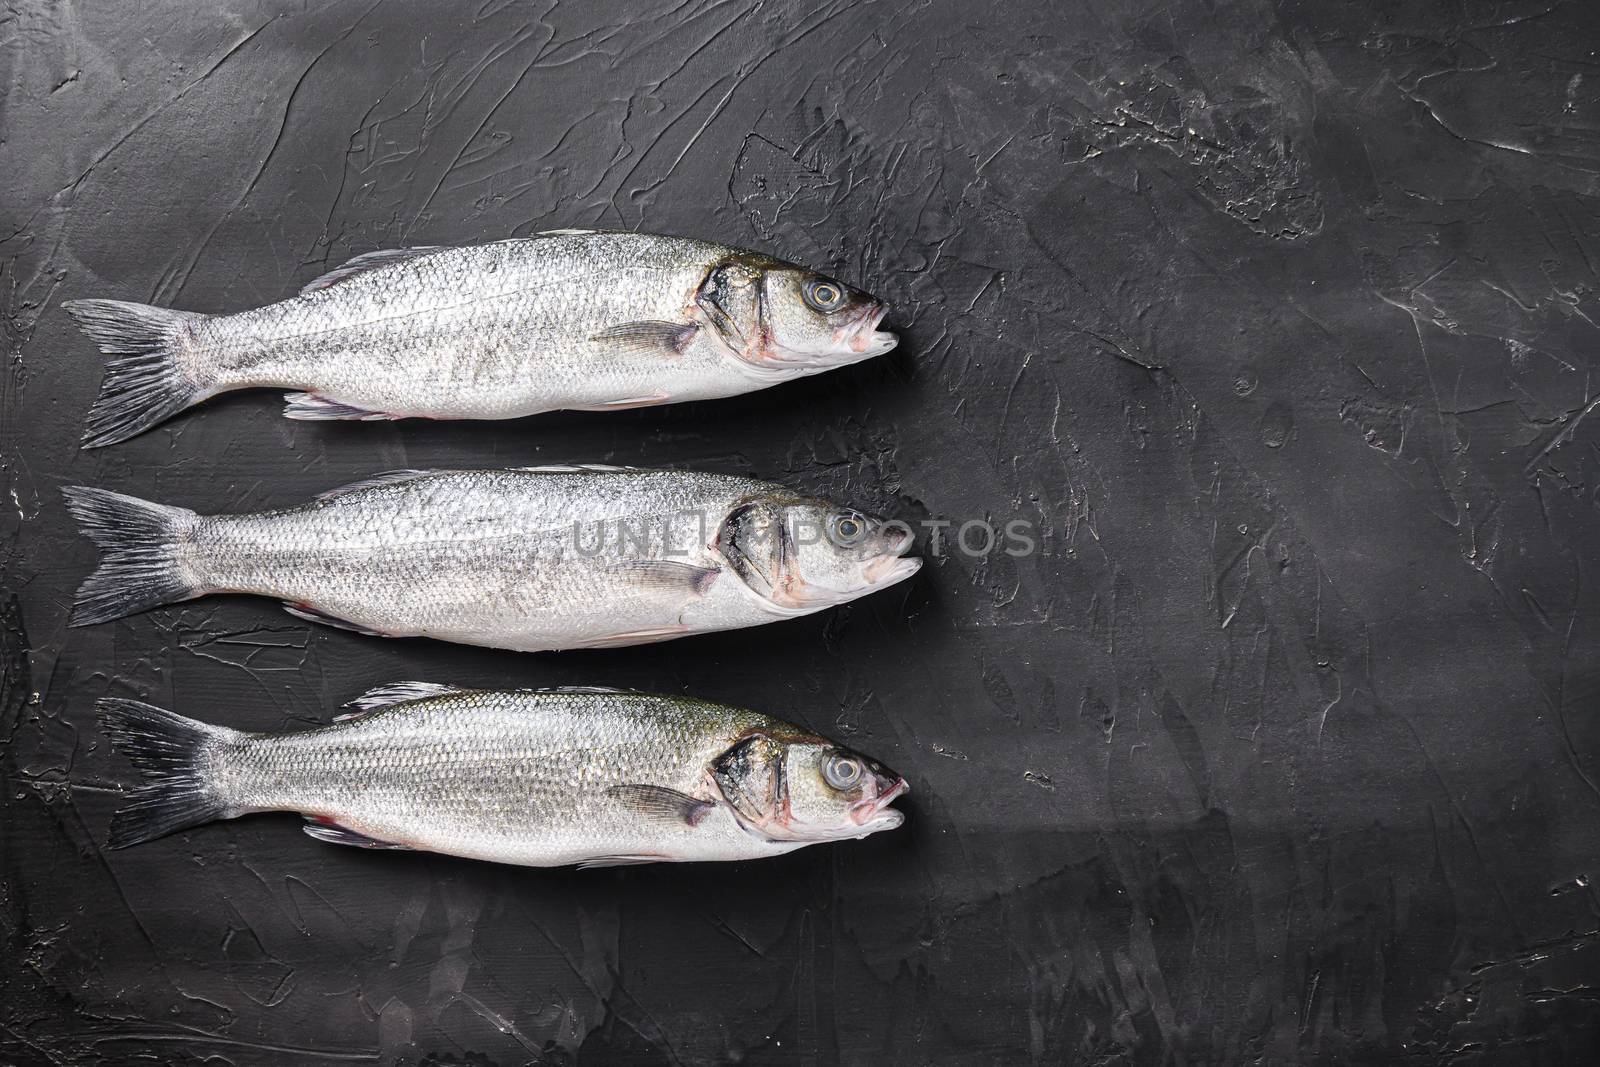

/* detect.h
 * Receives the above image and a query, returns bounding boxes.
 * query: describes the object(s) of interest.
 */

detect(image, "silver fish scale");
[191,232,762,417]
[180,467,789,651]
[216,689,794,866]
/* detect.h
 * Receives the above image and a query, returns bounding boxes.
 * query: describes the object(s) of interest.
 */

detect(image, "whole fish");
[64,230,897,447]
[64,465,920,651]
[98,684,909,866]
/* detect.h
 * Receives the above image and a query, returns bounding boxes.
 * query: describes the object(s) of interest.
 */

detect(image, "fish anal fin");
[571,392,670,412]
[301,248,446,294]
[576,625,692,649]
[606,784,715,827]
[591,320,697,355]
[338,681,465,718]
[302,817,414,850]
[283,393,400,422]
[576,855,664,869]
[282,601,391,638]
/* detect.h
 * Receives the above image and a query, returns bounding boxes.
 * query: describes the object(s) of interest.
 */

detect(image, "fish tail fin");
[64,298,213,448]
[98,698,238,849]
[63,486,203,626]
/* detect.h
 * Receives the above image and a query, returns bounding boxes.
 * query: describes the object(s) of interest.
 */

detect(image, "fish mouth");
[847,302,898,357]
[748,519,918,612]
[849,776,910,834]
[864,556,921,588]
[863,528,920,587]
[762,302,895,369]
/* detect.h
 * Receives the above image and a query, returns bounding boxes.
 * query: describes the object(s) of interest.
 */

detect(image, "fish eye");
[823,754,862,790]
[830,512,866,543]
[803,279,845,312]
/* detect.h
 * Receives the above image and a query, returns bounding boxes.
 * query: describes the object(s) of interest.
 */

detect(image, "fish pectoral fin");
[300,247,447,294]
[337,681,467,718]
[606,561,719,596]
[570,392,670,412]
[606,784,715,827]
[302,819,414,850]
[576,854,664,869]
[283,392,400,421]
[591,320,698,355]
[281,602,392,638]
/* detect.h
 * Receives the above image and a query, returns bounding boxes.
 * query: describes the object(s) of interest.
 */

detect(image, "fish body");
[64,466,920,651]
[63,231,897,447]
[98,685,909,867]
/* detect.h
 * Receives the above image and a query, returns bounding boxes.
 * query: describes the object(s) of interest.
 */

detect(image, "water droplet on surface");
[1259,403,1293,449]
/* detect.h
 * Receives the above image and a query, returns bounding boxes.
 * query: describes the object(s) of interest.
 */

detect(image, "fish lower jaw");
[850,329,899,357]
[728,336,893,376]
[864,555,922,587]
[755,560,921,614]
[858,809,905,836]
[814,810,905,842]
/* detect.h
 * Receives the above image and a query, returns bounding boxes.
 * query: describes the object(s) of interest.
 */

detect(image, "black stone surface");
[5,1,1600,1063]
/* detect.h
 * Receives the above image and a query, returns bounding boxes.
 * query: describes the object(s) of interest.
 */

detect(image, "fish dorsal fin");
[527,685,633,695]
[315,469,435,502]
[301,247,446,294]
[335,681,466,720]
[536,228,598,237]
[512,463,642,474]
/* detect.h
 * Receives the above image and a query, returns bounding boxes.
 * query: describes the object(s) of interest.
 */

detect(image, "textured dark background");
[4,0,1600,1063]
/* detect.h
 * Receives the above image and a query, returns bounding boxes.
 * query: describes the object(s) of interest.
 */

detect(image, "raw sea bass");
[63,230,898,447]
[64,465,921,651]
[98,684,909,867]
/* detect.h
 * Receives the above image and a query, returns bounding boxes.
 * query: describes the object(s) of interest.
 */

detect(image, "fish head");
[697,255,896,372]
[716,495,921,612]
[710,730,908,843]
